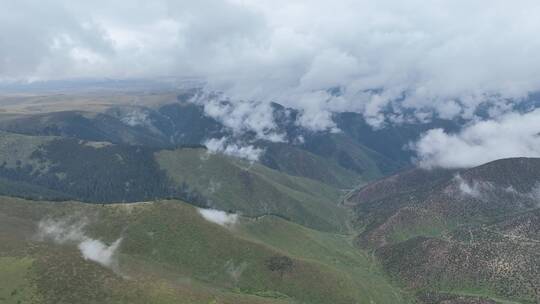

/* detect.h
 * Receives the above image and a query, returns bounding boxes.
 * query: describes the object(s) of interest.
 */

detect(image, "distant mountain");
[0,101,227,148]
[0,77,201,93]
[0,131,180,202]
[0,94,461,187]
[346,158,540,303]
[333,112,462,166]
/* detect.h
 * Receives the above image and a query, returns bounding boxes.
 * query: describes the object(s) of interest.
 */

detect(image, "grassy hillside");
[0,132,347,231]
[299,132,395,180]
[0,196,410,304]
[156,148,348,232]
[237,216,409,303]
[259,142,363,188]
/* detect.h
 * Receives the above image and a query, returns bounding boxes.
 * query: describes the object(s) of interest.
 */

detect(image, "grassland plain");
[0,196,412,304]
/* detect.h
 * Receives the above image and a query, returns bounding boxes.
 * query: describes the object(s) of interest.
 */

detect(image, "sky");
[2,0,540,167]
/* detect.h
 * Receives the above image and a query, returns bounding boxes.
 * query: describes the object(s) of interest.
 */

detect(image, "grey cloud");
[0,0,114,80]
[3,0,540,129]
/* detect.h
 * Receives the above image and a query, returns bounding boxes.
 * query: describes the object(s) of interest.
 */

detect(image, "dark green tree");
[265,255,293,279]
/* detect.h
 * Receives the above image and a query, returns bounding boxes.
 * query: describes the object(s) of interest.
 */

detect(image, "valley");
[347,158,540,303]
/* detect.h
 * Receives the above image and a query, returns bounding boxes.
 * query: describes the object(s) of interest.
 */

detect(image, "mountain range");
[0,89,538,304]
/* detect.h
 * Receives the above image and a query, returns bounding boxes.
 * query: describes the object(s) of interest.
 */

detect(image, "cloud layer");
[3,0,540,128]
[412,109,540,168]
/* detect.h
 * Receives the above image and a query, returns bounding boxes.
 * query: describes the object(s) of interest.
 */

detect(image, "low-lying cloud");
[37,217,87,243]
[5,0,540,163]
[78,238,122,267]
[447,174,540,208]
[412,109,540,169]
[37,217,122,268]
[191,92,286,142]
[451,174,493,200]
[197,208,238,227]
[204,137,264,162]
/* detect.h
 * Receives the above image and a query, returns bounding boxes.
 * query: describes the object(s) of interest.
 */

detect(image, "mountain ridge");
[346,157,540,303]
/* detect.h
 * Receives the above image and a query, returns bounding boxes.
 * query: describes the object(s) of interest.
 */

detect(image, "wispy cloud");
[37,217,122,268]
[449,174,493,200]
[204,137,264,162]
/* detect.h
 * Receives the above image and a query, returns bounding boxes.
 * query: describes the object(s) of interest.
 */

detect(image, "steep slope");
[334,112,462,167]
[156,148,347,232]
[0,131,347,231]
[346,158,540,303]
[378,212,540,303]
[0,196,410,304]
[0,131,180,202]
[258,142,363,188]
[296,132,395,183]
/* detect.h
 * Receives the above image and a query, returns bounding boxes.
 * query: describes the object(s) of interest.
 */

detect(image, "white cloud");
[191,91,286,141]
[3,0,540,129]
[197,208,238,226]
[204,137,264,162]
[412,109,540,169]
[458,179,481,198]
[78,238,122,267]
[37,217,122,268]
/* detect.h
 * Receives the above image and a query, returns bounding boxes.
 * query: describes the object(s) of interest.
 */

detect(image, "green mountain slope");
[259,142,363,188]
[0,131,347,231]
[0,196,410,304]
[0,131,179,202]
[0,100,408,186]
[156,148,347,232]
[237,216,409,303]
